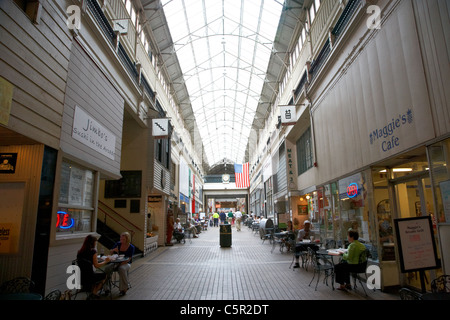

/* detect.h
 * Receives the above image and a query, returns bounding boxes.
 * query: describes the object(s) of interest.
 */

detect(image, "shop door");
[392,173,436,291]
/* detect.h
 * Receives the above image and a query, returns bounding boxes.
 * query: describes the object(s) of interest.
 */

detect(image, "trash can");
[220,224,232,247]
[259,218,274,239]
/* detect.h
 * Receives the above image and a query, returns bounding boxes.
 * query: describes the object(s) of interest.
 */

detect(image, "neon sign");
[347,183,358,198]
[56,211,74,229]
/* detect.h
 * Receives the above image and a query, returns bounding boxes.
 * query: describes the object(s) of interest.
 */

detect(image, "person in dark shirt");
[77,235,110,299]
[219,211,227,224]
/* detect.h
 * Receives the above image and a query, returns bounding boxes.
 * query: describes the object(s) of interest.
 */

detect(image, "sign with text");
[72,105,116,160]
[0,223,13,254]
[368,108,414,153]
[152,118,169,138]
[394,216,440,273]
[0,153,17,174]
[279,105,296,126]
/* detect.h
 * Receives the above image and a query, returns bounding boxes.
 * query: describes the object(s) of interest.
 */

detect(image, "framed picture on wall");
[298,205,308,215]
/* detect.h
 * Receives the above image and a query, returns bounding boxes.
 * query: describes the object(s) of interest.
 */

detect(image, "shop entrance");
[391,171,436,291]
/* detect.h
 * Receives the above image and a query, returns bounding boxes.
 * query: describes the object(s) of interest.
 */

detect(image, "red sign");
[56,211,74,229]
[347,183,358,198]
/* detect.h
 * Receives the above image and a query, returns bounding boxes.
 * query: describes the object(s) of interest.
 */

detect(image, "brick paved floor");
[118,224,399,301]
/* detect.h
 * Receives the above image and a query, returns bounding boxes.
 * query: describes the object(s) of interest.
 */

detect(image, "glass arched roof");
[160,0,284,166]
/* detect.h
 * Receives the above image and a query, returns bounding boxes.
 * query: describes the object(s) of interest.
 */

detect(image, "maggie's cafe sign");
[369,109,413,153]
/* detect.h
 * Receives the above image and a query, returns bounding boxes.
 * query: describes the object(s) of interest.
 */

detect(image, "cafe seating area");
[2,222,447,301]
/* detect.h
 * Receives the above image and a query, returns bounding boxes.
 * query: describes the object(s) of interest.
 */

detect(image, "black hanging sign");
[0,153,17,174]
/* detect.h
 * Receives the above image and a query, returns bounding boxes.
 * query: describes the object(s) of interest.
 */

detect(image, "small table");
[296,241,321,250]
[99,256,130,264]
[271,231,290,253]
[316,249,344,265]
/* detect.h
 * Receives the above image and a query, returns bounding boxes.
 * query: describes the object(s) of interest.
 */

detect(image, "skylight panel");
[162,0,283,165]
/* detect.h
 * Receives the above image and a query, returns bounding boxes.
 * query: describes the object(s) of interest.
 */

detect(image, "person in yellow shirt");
[334,229,368,291]
[213,212,220,227]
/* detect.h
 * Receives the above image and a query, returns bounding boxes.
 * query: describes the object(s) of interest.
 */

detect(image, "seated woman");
[77,235,110,299]
[105,232,135,296]
[334,229,368,291]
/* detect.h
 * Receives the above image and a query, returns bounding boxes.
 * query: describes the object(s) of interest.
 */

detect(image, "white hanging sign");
[72,106,116,160]
[152,118,169,138]
[280,105,296,126]
[113,19,129,34]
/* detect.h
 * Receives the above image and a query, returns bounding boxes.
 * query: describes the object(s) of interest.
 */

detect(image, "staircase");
[97,219,143,258]
[97,219,120,249]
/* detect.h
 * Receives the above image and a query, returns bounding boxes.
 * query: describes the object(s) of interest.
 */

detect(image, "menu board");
[394,216,440,273]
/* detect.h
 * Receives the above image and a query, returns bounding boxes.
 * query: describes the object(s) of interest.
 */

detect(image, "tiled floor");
[118,224,399,301]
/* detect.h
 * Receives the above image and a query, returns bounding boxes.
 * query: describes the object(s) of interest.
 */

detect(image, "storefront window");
[318,185,334,245]
[428,138,450,224]
[316,183,342,248]
[57,161,95,234]
[372,168,395,261]
[338,172,377,258]
[330,182,341,246]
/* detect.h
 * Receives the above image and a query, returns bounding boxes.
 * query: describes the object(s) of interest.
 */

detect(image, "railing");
[309,39,331,77]
[308,0,362,82]
[294,71,308,102]
[204,175,236,183]
[87,0,115,44]
[310,0,340,53]
[141,75,156,101]
[98,200,143,241]
[117,42,139,82]
[332,0,362,39]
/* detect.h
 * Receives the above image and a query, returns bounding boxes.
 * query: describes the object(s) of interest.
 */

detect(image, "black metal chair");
[399,287,423,300]
[431,275,450,293]
[262,228,274,244]
[173,230,186,243]
[290,248,309,270]
[72,258,109,300]
[0,277,36,294]
[350,248,371,296]
[325,239,336,249]
[308,247,335,290]
[44,289,62,300]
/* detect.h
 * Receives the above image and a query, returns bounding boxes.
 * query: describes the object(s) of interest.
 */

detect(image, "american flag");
[234,163,250,188]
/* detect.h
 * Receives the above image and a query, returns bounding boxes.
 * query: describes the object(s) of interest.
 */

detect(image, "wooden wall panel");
[0,144,44,284]
[0,0,71,149]
[60,40,124,179]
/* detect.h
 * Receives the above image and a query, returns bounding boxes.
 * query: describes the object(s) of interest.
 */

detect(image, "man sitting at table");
[293,220,319,268]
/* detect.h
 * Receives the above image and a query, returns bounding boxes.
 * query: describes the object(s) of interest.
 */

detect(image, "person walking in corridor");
[235,210,243,231]
[228,211,234,225]
[213,212,219,227]
[219,211,226,224]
